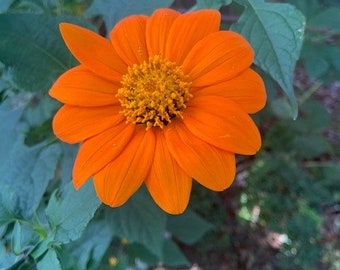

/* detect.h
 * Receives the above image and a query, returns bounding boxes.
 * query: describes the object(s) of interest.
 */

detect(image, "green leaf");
[308,7,340,32]
[12,221,22,255]
[167,209,213,244]
[45,181,101,244]
[293,135,331,159]
[126,243,159,266]
[60,144,78,186]
[0,99,24,159]
[36,249,62,270]
[31,143,62,197]
[30,234,55,260]
[0,140,45,218]
[231,0,306,119]
[191,0,232,10]
[270,97,293,119]
[0,195,14,226]
[0,0,13,13]
[0,102,61,220]
[0,14,91,92]
[301,41,329,79]
[0,241,20,269]
[286,0,320,18]
[108,187,167,257]
[161,239,190,267]
[64,220,114,270]
[85,0,173,31]
[23,95,59,145]
[23,95,58,127]
[0,99,61,219]
[301,40,340,81]
[6,0,45,13]
[193,0,232,10]
[292,99,330,132]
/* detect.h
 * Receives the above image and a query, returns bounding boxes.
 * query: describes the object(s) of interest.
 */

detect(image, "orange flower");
[49,8,266,214]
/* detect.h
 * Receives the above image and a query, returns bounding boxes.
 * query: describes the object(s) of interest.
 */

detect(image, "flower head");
[49,8,266,214]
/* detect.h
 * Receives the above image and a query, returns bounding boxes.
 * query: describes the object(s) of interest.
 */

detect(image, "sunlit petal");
[165,121,236,191]
[184,96,262,154]
[52,105,124,144]
[110,15,148,66]
[59,23,127,81]
[93,128,155,207]
[73,122,135,188]
[183,31,254,87]
[146,8,180,57]
[145,131,192,214]
[165,9,220,64]
[193,69,266,113]
[49,65,120,107]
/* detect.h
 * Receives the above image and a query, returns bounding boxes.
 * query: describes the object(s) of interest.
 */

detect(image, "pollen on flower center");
[117,55,192,129]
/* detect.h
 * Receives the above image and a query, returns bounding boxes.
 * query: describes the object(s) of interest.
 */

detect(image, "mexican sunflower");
[49,8,266,214]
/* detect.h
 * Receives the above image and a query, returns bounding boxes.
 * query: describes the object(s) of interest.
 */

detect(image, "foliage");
[0,0,338,269]
[231,0,305,119]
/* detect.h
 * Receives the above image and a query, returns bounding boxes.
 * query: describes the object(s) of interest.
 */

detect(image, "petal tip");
[59,22,76,34]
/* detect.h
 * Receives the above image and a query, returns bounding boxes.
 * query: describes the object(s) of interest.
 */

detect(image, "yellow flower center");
[117,55,192,129]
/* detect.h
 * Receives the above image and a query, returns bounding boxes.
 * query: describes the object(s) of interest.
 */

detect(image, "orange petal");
[146,8,180,57]
[145,130,192,214]
[110,15,148,66]
[52,105,124,144]
[193,69,266,113]
[49,66,120,107]
[165,121,236,191]
[165,9,220,64]
[182,31,254,87]
[93,128,155,207]
[183,96,262,155]
[59,23,127,81]
[73,122,135,188]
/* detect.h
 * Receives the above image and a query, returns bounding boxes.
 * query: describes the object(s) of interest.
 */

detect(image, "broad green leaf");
[36,249,62,270]
[161,239,190,267]
[60,144,78,186]
[85,0,173,31]
[6,0,45,13]
[291,99,330,132]
[0,100,24,220]
[0,14,91,92]
[308,7,340,32]
[0,195,14,226]
[270,97,293,119]
[64,220,114,270]
[30,234,55,260]
[0,141,61,218]
[286,0,320,18]
[45,181,101,244]
[0,98,61,219]
[108,187,167,257]
[126,243,159,266]
[301,41,329,79]
[193,0,232,10]
[0,241,21,269]
[30,143,62,203]
[293,135,331,159]
[167,209,213,244]
[0,0,13,13]
[0,99,25,160]
[231,0,305,119]
[0,140,45,218]
[23,96,58,127]
[12,221,22,255]
[302,40,340,81]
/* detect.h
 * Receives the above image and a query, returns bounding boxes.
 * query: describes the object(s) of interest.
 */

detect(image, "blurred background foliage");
[0,0,339,269]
